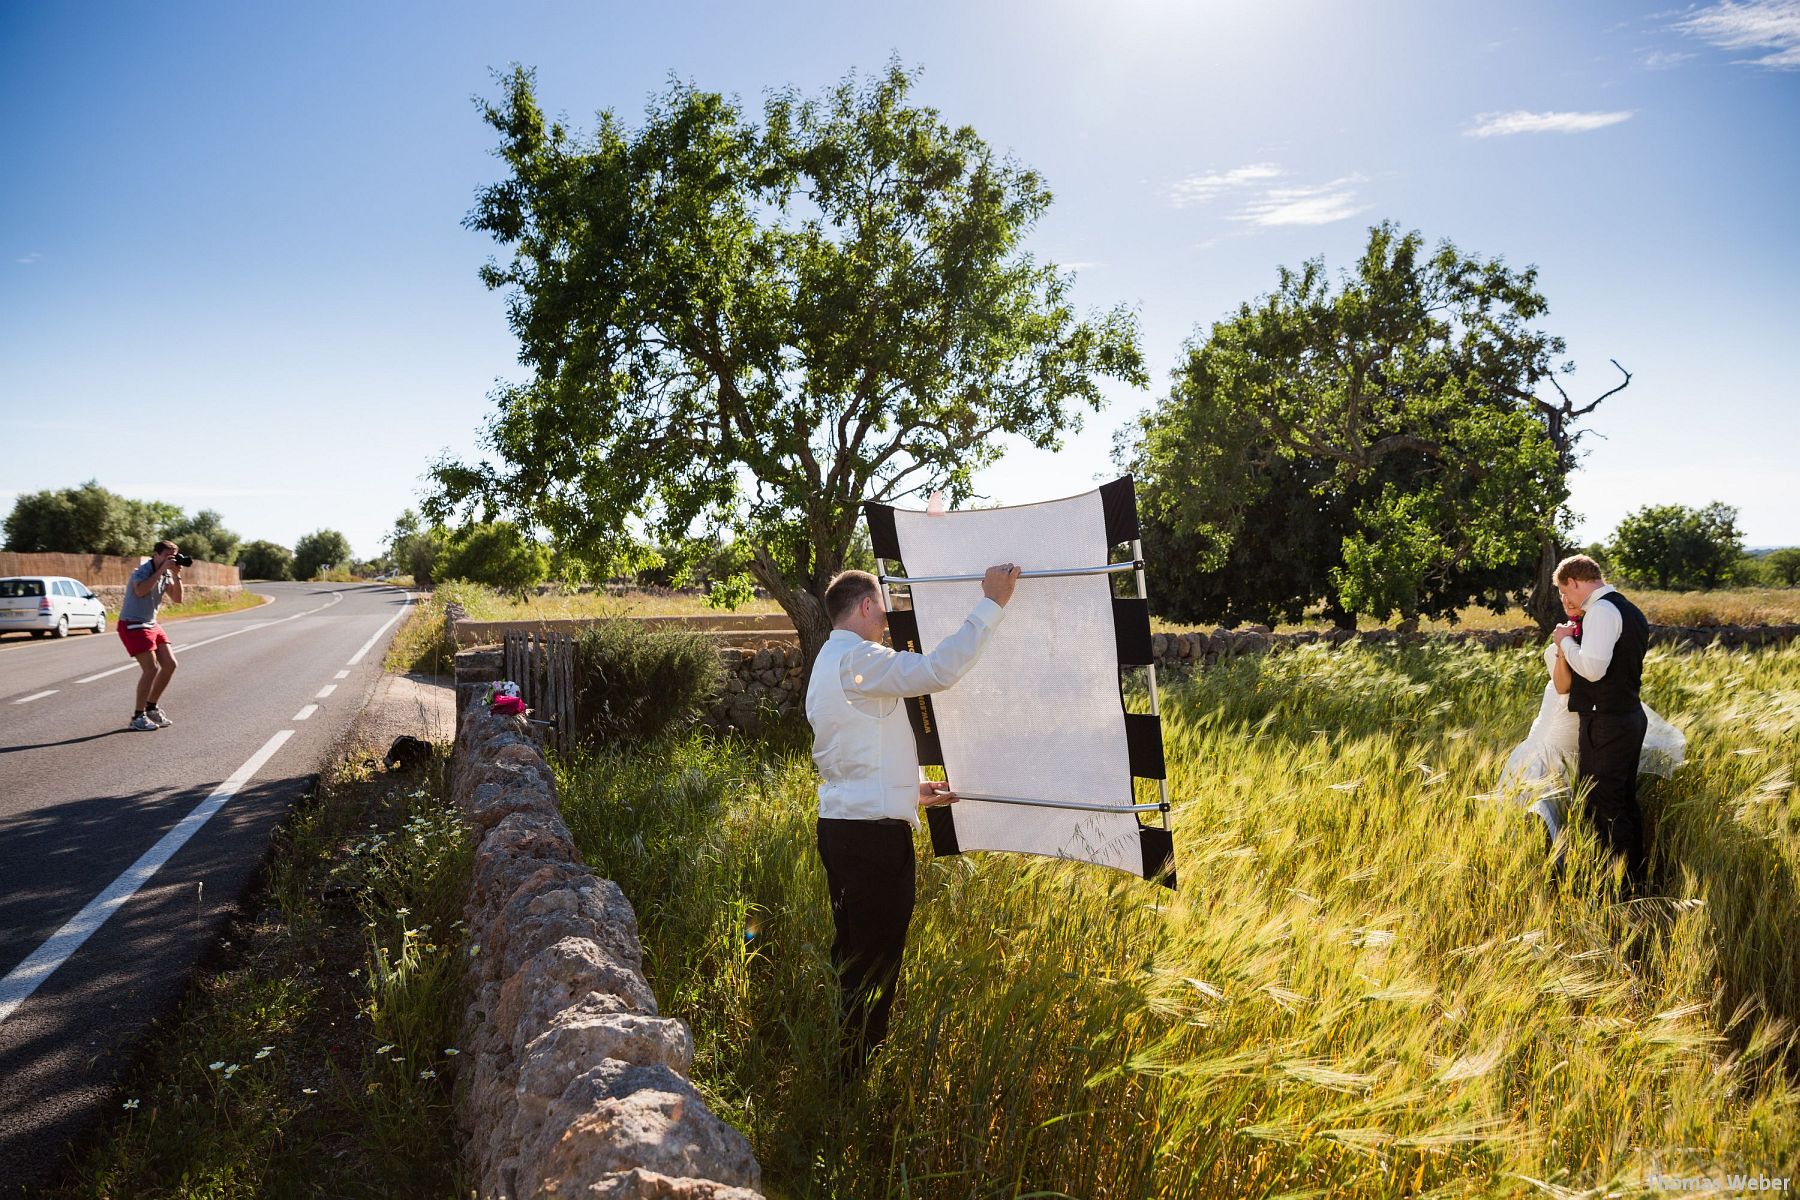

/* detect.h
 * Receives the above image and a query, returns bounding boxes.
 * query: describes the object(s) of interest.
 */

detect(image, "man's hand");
[982,563,1021,607]
[918,781,958,808]
[1552,621,1578,644]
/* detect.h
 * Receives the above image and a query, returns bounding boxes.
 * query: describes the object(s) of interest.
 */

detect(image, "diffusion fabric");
[863,477,1175,886]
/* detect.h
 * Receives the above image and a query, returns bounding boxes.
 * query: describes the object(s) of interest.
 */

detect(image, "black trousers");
[1577,707,1649,889]
[816,817,915,1073]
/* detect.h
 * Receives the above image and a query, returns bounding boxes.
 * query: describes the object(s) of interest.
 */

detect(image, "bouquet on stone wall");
[483,679,526,716]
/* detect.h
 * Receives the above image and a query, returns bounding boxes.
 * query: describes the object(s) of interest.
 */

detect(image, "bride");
[1499,589,1686,839]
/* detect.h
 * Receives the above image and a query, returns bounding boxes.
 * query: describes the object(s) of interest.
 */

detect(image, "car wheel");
[94,613,108,633]
[53,615,69,638]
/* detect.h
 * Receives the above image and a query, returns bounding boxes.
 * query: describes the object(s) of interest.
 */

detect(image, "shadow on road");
[0,729,132,755]
[0,771,314,1194]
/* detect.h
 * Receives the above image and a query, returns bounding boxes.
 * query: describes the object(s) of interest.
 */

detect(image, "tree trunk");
[748,547,833,687]
[1528,536,1562,635]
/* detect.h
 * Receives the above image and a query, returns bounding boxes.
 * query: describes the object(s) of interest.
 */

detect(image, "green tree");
[3,480,183,555]
[434,521,551,596]
[293,529,352,581]
[236,539,294,581]
[162,509,241,565]
[431,63,1144,667]
[1610,502,1743,590]
[1122,223,1582,627]
[385,509,451,586]
[1766,547,1800,587]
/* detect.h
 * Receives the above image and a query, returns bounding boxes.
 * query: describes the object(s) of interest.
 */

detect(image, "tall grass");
[554,640,1800,1197]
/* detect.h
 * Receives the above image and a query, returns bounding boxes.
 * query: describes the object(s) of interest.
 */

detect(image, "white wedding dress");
[1498,640,1686,836]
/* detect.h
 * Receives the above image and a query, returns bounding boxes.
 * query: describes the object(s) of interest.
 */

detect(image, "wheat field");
[555,639,1800,1198]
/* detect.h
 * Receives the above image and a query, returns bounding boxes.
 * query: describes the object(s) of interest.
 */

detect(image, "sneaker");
[145,707,172,728]
[130,714,158,731]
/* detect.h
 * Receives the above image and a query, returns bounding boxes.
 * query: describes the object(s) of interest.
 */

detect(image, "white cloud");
[1676,0,1800,68]
[1056,260,1103,273]
[15,252,41,265]
[1167,162,1282,208]
[1641,48,1697,68]
[1231,175,1368,227]
[1464,109,1636,137]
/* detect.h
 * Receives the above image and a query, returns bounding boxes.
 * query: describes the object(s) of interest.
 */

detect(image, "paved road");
[0,582,415,1194]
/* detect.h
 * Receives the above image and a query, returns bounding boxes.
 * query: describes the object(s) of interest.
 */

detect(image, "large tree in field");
[431,63,1145,667]
[1121,223,1624,630]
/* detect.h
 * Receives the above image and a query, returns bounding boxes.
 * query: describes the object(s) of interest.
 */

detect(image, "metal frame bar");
[880,560,1141,586]
[955,791,1168,814]
[1133,537,1174,832]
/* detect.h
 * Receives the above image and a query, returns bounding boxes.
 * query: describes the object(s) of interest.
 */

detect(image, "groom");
[1551,554,1651,891]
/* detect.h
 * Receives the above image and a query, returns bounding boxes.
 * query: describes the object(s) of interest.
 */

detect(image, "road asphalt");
[0,581,422,1195]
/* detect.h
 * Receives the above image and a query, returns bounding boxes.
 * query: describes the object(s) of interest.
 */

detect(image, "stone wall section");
[452,704,764,1200]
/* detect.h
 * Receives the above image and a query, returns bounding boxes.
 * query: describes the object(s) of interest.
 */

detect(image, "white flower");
[375,1044,395,1055]
[301,1087,319,1095]
[209,1061,226,1071]
[443,1048,460,1056]
[394,907,411,917]
[419,1069,437,1080]
[254,1048,272,1060]
[121,1098,140,1110]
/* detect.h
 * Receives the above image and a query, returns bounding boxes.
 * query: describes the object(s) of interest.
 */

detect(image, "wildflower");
[302,1087,318,1095]
[394,907,411,917]
[443,1048,460,1056]
[255,1048,272,1060]
[209,1061,226,1071]
[375,1044,395,1055]
[419,1069,437,1080]
[122,1098,140,1110]
[348,968,361,978]
[391,1057,405,1064]
[469,944,481,957]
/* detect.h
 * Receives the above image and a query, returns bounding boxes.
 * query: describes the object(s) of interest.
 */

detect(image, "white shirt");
[806,598,1005,827]
[1562,584,1621,682]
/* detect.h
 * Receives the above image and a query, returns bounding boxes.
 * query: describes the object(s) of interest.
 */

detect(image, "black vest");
[1567,590,1648,714]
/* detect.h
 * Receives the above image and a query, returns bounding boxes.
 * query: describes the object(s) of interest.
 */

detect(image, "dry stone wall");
[452,704,764,1200]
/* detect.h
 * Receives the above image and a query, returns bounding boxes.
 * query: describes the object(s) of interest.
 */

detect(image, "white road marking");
[334,670,349,679]
[0,729,295,1026]
[13,690,57,704]
[293,704,318,721]
[77,593,344,684]
[345,595,411,666]
[315,684,336,699]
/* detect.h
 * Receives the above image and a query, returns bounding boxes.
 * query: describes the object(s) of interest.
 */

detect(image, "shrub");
[434,522,549,597]
[236,539,294,581]
[294,528,353,580]
[573,620,719,744]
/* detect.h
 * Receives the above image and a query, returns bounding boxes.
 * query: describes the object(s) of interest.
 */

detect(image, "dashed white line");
[315,684,336,699]
[77,594,343,684]
[13,690,57,704]
[293,704,318,721]
[334,670,349,679]
[0,728,295,1026]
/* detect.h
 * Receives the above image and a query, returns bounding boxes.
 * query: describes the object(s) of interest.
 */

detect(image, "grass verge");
[47,745,472,1200]
[158,591,272,622]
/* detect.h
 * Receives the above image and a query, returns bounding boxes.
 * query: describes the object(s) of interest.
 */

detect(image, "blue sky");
[3,0,1796,560]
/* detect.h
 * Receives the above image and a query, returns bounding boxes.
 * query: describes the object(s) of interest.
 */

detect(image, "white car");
[0,575,109,638]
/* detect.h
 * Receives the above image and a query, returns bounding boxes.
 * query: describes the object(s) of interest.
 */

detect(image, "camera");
[173,553,194,567]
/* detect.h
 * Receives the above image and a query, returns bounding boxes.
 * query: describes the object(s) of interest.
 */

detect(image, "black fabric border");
[1112,598,1153,665]
[1099,475,1140,546]
[1139,826,1177,889]
[884,609,944,766]
[1125,712,1166,779]
[926,806,961,857]
[862,502,901,562]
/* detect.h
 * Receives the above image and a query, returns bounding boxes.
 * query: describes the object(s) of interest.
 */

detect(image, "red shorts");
[118,620,171,658]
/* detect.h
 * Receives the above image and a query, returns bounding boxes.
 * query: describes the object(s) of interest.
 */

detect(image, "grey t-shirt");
[119,560,170,625]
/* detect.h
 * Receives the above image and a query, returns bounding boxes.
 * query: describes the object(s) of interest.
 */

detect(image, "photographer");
[119,540,187,730]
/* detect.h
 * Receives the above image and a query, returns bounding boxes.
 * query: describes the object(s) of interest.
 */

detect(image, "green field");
[554,639,1800,1197]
